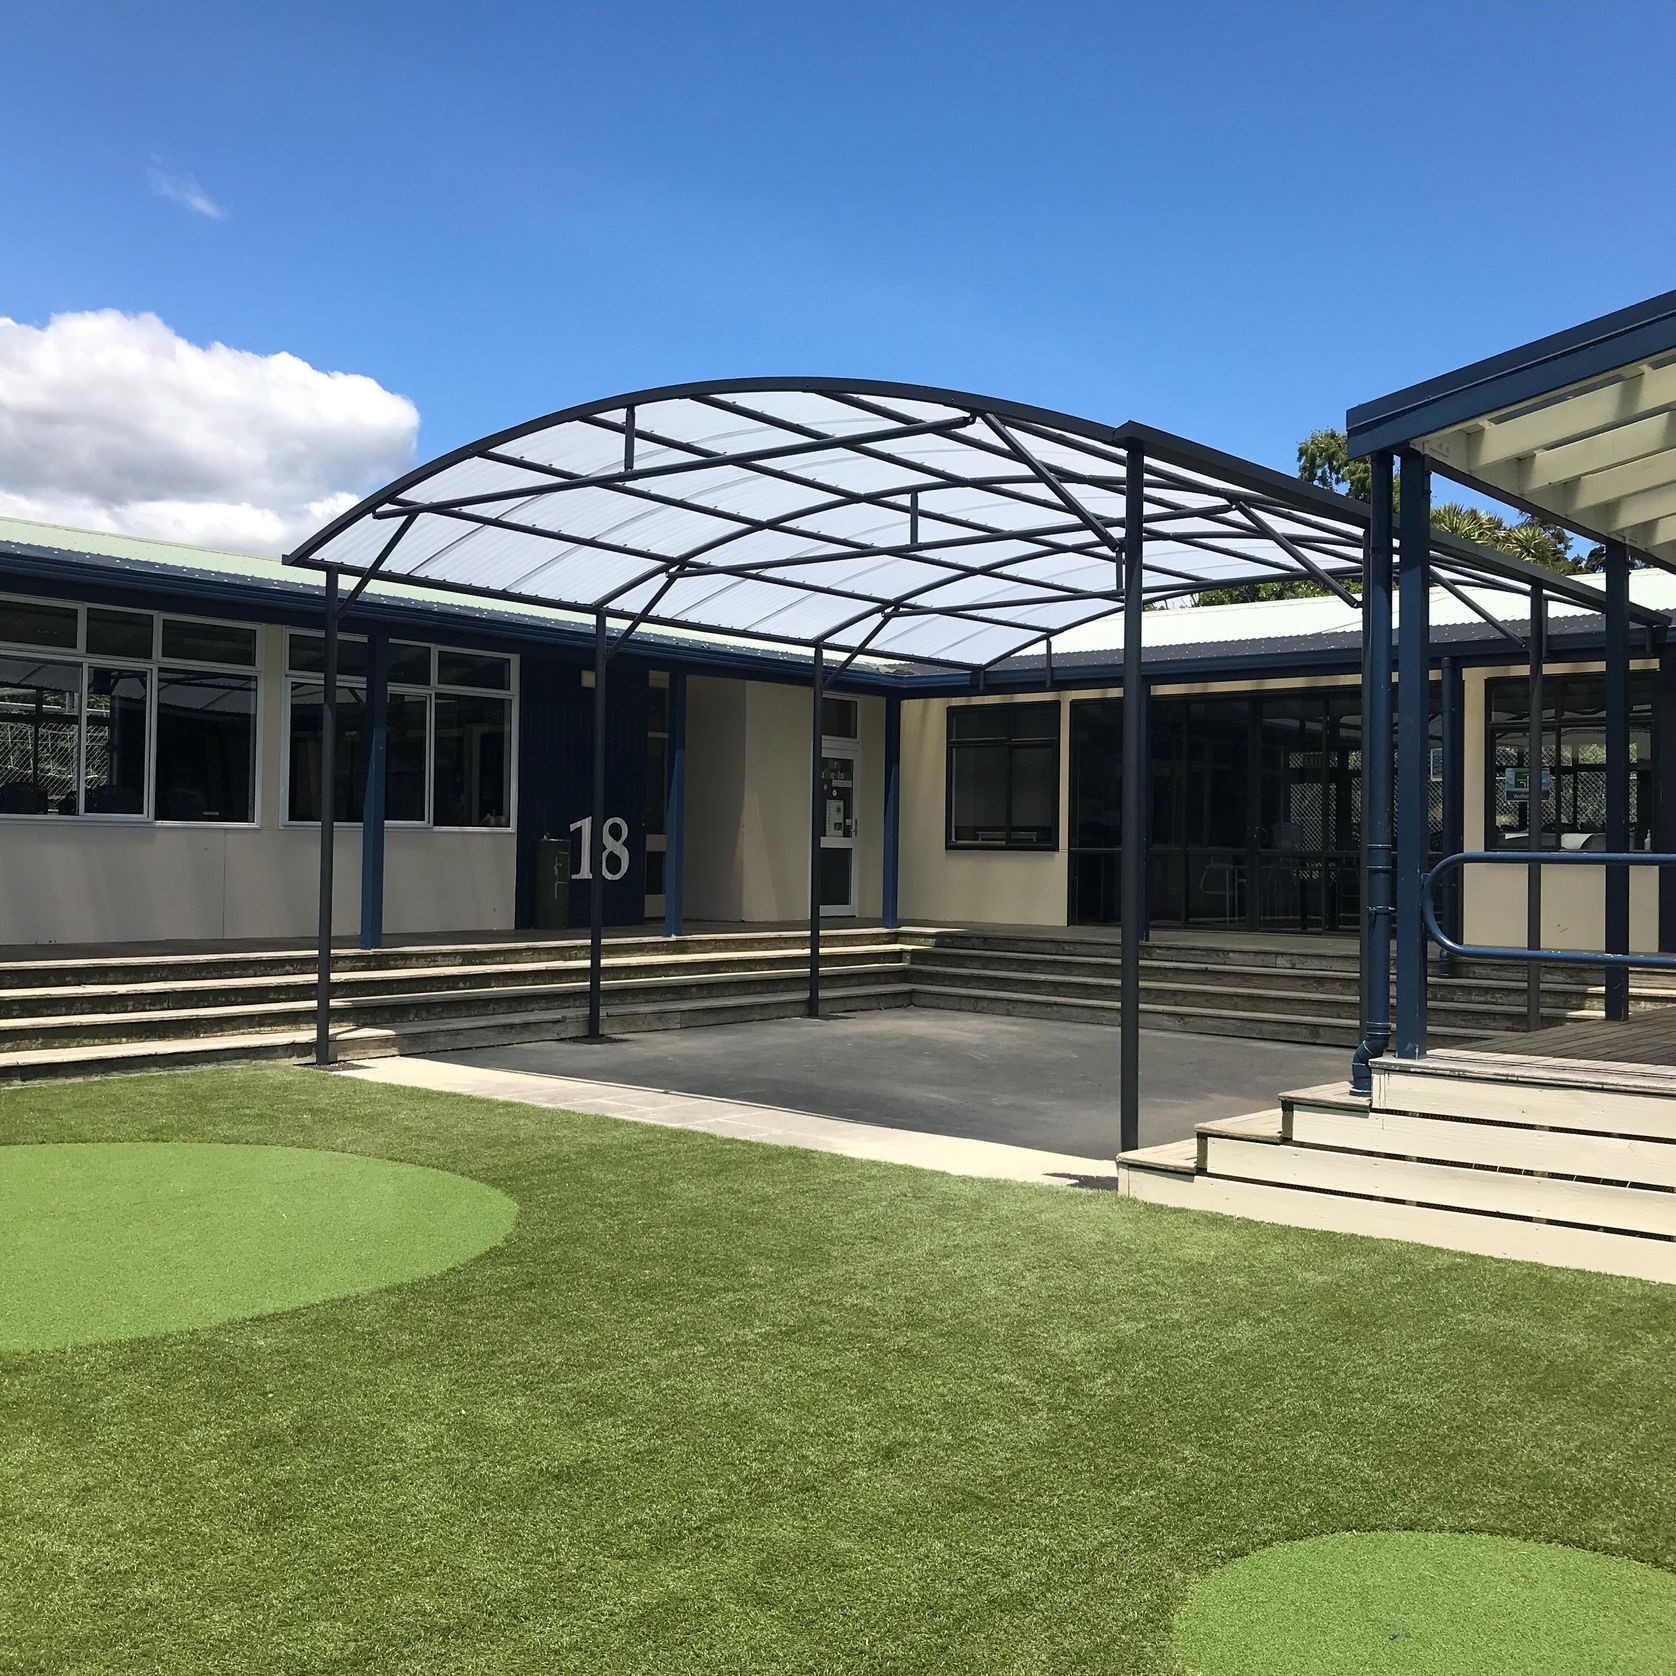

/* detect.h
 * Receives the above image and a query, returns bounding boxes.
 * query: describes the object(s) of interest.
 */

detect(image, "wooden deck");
[1471,1009,1676,1070]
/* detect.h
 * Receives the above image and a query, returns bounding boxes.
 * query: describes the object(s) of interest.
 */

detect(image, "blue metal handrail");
[1422,850,1676,971]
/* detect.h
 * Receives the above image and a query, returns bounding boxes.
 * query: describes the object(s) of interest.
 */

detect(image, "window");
[946,701,1060,849]
[1485,672,1654,849]
[432,695,510,826]
[0,597,256,822]
[285,633,514,828]
[821,696,858,740]
[156,670,257,822]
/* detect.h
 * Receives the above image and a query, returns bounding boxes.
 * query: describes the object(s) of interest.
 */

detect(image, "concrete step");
[906,983,1379,1048]
[0,962,910,1052]
[0,981,915,1085]
[0,943,905,1020]
[0,925,894,991]
[908,961,1359,1021]
[906,945,1365,995]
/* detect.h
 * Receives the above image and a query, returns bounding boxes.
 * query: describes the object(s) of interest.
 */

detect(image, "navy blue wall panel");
[515,652,649,929]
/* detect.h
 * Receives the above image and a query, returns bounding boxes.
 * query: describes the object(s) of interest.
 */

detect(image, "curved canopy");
[289,378,1628,672]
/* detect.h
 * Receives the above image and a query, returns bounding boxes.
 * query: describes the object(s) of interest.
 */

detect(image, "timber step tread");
[1395,1047,1676,1097]
[1196,1109,1286,1142]
[1113,1138,1198,1175]
[1115,1166,1676,1284]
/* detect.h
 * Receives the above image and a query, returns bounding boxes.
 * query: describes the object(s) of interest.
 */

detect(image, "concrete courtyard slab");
[342,1010,1347,1165]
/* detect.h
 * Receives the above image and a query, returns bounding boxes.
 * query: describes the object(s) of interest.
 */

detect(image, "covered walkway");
[285,378,1622,1150]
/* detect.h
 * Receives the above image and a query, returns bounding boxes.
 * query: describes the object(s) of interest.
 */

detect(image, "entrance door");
[819,743,857,916]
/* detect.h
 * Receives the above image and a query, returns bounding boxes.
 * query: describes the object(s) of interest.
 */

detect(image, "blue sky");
[3,0,1673,534]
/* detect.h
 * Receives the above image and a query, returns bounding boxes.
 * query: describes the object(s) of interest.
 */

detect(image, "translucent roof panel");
[290,378,1629,671]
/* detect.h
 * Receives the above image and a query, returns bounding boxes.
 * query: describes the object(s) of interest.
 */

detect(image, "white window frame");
[280,632,518,833]
[0,593,261,828]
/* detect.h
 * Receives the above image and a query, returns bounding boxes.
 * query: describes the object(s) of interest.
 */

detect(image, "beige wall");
[899,675,1365,931]
[900,692,1068,928]
[682,676,884,923]
[0,623,517,947]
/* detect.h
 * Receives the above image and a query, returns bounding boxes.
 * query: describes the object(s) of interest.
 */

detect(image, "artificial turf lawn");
[1172,1531,1676,1674]
[1,1066,1673,1674]
[0,1141,515,1352]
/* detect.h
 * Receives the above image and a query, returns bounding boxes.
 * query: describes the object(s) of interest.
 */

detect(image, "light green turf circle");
[0,1141,517,1352]
[1174,1531,1676,1676]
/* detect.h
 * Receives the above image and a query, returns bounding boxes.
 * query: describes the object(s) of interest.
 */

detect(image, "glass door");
[819,744,857,916]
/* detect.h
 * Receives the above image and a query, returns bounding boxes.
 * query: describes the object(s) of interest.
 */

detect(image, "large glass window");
[0,657,82,814]
[285,634,514,828]
[0,599,257,822]
[1070,688,1371,932]
[83,667,149,815]
[1485,672,1654,849]
[155,669,257,822]
[432,694,511,827]
[946,701,1060,849]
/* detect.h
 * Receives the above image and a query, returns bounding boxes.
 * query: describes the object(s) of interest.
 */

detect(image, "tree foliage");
[1191,429,1581,606]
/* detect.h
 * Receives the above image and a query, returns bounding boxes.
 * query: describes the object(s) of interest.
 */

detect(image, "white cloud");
[0,310,419,553]
[146,161,226,221]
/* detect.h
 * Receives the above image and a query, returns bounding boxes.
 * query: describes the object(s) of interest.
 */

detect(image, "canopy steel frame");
[289,377,1663,1138]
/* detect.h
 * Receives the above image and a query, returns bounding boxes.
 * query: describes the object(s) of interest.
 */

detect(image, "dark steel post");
[1604,541,1630,1019]
[1119,445,1145,1154]
[1658,640,1676,953]
[1351,459,1396,1096]
[1438,656,1465,977]
[1526,589,1547,1032]
[360,633,388,950]
[1394,449,1430,1059]
[808,647,825,1017]
[587,612,607,1038]
[663,670,687,938]
[882,693,901,930]
[314,567,339,1067]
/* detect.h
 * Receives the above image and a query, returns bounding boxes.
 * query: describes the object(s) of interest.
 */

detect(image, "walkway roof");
[1347,289,1676,569]
[287,379,1649,673]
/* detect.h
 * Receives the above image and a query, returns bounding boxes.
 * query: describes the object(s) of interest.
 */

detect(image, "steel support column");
[314,568,339,1067]
[1525,590,1547,1032]
[1394,448,1430,1060]
[882,693,902,931]
[808,647,825,1017]
[359,633,388,950]
[1351,454,1394,1096]
[587,612,607,1039]
[1437,656,1465,977]
[1119,445,1145,1155]
[1659,641,1676,953]
[1604,541,1631,1019]
[663,670,687,938]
